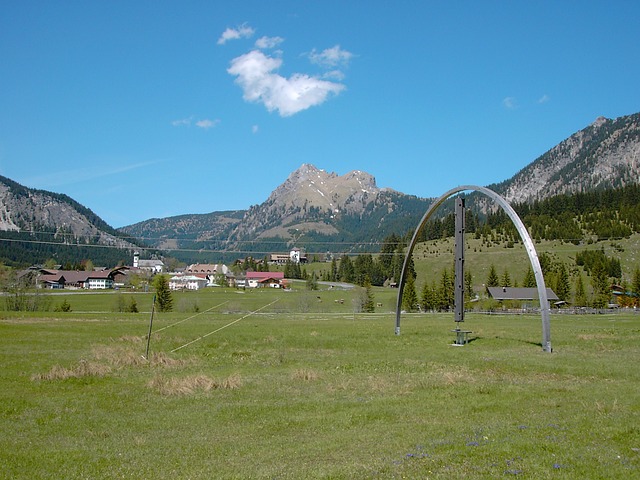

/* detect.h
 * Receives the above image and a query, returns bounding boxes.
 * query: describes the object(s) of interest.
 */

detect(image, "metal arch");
[395,185,552,353]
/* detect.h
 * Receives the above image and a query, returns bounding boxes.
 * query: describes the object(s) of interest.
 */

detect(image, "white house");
[169,274,208,291]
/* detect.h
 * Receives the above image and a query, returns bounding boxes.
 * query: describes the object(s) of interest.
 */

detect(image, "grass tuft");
[292,368,320,381]
[31,359,111,381]
[148,373,242,395]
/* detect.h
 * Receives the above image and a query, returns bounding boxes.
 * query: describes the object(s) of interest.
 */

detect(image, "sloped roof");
[488,286,559,301]
[246,271,284,280]
[38,268,120,284]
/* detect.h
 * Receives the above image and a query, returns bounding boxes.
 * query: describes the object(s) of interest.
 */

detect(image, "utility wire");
[170,299,280,353]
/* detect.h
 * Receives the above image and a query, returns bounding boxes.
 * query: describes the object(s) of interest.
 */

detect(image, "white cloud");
[227,49,345,117]
[252,125,259,134]
[195,118,220,129]
[538,94,551,104]
[171,117,192,127]
[217,24,255,45]
[503,96,517,109]
[172,117,219,129]
[322,70,345,81]
[308,45,353,68]
[255,36,284,49]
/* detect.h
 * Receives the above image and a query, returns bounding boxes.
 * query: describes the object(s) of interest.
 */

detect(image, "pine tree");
[632,267,640,296]
[439,268,454,310]
[590,262,610,308]
[330,258,338,282]
[500,269,512,287]
[555,263,571,302]
[421,281,435,311]
[464,270,474,300]
[522,266,536,288]
[153,274,173,312]
[338,255,355,283]
[574,274,587,307]
[306,271,318,291]
[361,276,375,313]
[402,274,418,312]
[486,264,499,294]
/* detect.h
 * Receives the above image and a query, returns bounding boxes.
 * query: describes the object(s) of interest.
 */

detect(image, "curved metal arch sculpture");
[395,185,552,353]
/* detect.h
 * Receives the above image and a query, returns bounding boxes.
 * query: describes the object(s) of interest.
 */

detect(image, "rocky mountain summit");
[0,175,135,249]
[228,164,393,240]
[491,113,640,204]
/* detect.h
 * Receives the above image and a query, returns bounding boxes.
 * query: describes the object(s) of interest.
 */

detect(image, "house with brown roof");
[245,271,286,288]
[37,267,127,290]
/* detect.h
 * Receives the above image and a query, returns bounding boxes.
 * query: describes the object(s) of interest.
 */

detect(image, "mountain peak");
[491,112,640,204]
[592,116,609,128]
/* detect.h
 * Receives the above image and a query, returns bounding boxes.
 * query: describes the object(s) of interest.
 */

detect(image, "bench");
[451,329,472,345]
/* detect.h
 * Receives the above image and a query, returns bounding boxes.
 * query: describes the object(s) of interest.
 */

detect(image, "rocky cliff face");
[227,164,391,240]
[491,113,640,204]
[0,176,136,249]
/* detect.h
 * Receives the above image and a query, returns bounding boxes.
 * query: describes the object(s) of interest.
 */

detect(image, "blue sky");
[1,1,639,228]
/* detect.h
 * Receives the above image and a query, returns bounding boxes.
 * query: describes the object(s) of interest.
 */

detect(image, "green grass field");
[1,287,639,479]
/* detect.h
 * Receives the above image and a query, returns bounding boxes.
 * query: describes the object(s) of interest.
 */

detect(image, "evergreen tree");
[153,274,173,312]
[590,262,610,308]
[338,255,355,283]
[354,254,374,286]
[391,250,405,283]
[361,276,375,313]
[574,274,587,307]
[500,269,512,287]
[379,234,399,279]
[330,258,338,282]
[522,265,536,288]
[402,274,418,312]
[421,281,436,311]
[439,267,454,310]
[306,271,318,290]
[486,264,499,294]
[555,262,571,302]
[632,267,640,297]
[464,270,474,300]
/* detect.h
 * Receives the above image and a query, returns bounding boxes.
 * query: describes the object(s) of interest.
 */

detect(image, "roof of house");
[170,275,208,282]
[185,263,229,274]
[38,268,124,284]
[137,259,164,267]
[487,286,559,301]
[246,271,285,280]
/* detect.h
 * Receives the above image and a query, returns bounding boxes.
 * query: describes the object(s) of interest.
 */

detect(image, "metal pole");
[454,196,465,325]
[144,294,156,360]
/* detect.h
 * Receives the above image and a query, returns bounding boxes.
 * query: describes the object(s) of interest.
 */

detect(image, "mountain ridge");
[2,111,640,265]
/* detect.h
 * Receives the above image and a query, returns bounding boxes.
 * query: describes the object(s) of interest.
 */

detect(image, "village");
[33,249,308,292]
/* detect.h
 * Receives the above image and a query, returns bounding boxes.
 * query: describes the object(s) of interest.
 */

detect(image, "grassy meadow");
[1,286,639,479]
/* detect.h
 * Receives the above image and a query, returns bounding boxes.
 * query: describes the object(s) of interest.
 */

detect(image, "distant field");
[1,287,639,479]
[302,233,640,295]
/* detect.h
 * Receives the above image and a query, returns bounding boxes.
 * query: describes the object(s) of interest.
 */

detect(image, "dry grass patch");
[292,368,320,381]
[92,344,147,368]
[32,339,189,382]
[429,364,478,385]
[31,359,111,381]
[148,373,242,396]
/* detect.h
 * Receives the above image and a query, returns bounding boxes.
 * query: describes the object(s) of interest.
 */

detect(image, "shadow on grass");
[451,335,543,349]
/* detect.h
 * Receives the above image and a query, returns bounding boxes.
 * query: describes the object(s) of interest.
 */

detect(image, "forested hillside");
[299,184,640,312]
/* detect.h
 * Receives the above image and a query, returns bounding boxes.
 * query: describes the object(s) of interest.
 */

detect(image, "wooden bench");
[451,329,472,345]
